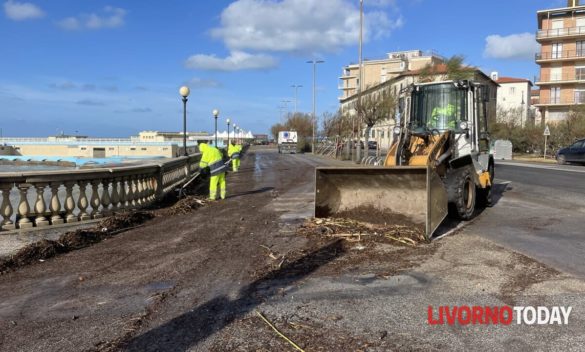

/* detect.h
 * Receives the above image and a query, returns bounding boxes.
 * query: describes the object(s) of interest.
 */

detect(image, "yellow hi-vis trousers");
[209,172,226,200]
[232,158,240,171]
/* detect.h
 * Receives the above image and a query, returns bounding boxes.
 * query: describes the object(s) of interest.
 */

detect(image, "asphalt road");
[3,150,585,351]
[468,160,585,278]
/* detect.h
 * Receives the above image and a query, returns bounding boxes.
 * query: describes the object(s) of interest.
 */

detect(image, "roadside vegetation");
[491,106,585,155]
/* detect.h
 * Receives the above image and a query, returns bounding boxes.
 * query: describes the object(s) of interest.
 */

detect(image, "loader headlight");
[393,126,401,135]
[459,121,469,130]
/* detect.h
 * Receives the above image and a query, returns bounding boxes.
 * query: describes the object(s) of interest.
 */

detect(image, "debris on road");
[299,217,427,247]
[161,195,208,216]
[0,211,154,274]
[255,310,306,352]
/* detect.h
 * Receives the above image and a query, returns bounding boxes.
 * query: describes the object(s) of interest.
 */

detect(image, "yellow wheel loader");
[315,80,494,240]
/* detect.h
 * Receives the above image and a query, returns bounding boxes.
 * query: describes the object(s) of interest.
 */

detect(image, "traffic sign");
[544,125,550,136]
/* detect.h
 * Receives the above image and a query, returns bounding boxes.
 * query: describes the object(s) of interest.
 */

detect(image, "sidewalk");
[510,154,557,164]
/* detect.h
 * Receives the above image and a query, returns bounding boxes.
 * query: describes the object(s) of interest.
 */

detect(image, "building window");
[130,147,136,151]
[509,87,516,95]
[380,130,385,138]
[80,147,87,150]
[576,66,585,80]
[551,87,561,104]
[575,88,585,103]
[109,147,115,151]
[578,41,585,57]
[141,148,147,151]
[552,43,563,59]
[551,66,562,81]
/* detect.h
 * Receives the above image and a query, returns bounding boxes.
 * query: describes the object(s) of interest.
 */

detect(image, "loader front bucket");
[315,166,448,240]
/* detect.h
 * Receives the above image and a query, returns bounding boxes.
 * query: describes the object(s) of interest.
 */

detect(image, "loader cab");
[410,81,470,134]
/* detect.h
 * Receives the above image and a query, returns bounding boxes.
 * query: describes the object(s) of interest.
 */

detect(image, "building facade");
[338,50,444,101]
[535,0,585,123]
[492,73,533,126]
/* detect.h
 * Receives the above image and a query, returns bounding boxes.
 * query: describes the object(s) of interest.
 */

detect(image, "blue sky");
[0,0,567,137]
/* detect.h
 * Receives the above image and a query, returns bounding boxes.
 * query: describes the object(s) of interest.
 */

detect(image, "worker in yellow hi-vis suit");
[227,141,242,172]
[198,143,228,200]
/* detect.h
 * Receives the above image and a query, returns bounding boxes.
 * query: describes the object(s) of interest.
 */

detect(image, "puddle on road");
[144,281,175,293]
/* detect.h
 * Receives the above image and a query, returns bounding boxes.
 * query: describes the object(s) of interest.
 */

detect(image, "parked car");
[557,138,585,165]
[368,141,378,150]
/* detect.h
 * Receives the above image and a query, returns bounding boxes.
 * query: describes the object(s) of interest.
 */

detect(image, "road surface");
[1,149,585,351]
[470,160,585,278]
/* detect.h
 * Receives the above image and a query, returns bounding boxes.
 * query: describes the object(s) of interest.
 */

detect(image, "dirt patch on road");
[498,251,561,305]
[210,312,443,352]
[251,217,437,282]
[333,205,425,231]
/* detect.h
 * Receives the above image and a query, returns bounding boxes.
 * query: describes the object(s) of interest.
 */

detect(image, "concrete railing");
[0,154,201,231]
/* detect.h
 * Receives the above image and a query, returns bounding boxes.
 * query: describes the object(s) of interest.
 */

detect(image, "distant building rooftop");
[495,77,533,86]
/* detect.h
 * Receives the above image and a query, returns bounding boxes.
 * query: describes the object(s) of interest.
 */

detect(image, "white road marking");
[496,161,585,174]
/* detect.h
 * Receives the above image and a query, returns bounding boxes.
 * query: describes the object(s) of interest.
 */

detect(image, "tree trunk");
[364,125,373,152]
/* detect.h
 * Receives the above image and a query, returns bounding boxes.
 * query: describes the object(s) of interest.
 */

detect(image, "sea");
[0,165,76,172]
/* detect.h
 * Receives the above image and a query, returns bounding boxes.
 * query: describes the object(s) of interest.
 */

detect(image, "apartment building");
[535,0,585,123]
[338,50,444,101]
[492,72,533,126]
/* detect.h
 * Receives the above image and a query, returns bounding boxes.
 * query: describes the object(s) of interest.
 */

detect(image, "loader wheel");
[448,167,476,220]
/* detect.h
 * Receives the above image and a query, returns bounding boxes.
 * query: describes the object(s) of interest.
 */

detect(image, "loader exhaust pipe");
[315,166,448,240]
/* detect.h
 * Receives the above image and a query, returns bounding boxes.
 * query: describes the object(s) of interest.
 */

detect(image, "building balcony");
[535,50,585,62]
[534,96,585,106]
[536,26,585,42]
[536,73,585,85]
[339,74,356,80]
[338,84,357,90]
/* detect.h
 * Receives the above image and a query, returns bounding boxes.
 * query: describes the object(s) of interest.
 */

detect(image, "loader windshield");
[410,83,467,132]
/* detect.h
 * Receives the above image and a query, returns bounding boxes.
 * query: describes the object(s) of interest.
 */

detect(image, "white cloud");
[483,33,539,60]
[3,0,45,21]
[210,0,403,54]
[57,6,126,30]
[185,78,223,89]
[57,17,80,30]
[185,51,278,71]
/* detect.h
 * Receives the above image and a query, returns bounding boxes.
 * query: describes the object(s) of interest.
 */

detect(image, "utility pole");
[280,99,291,121]
[291,84,302,115]
[356,0,364,163]
[307,60,325,153]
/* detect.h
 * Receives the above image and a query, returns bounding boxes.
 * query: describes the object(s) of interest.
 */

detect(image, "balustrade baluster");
[64,182,78,223]
[78,181,90,221]
[0,184,15,230]
[90,180,102,218]
[34,184,49,227]
[17,184,33,229]
[128,176,136,208]
[50,182,64,225]
[110,178,120,211]
[101,179,112,215]
[136,175,144,206]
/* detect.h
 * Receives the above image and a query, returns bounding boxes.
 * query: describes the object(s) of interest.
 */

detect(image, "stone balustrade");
[0,154,201,231]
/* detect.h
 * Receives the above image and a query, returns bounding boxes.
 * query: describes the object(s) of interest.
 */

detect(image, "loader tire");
[447,167,476,220]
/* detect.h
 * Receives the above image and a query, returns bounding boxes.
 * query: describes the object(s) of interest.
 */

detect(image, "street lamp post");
[179,86,190,156]
[520,93,525,128]
[212,109,220,147]
[227,118,231,146]
[233,124,238,144]
[306,59,325,153]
